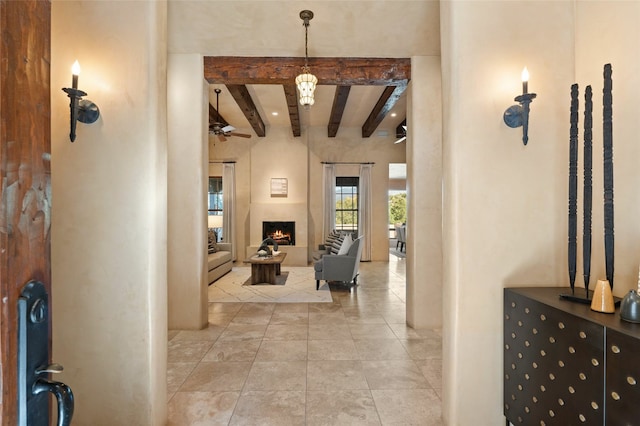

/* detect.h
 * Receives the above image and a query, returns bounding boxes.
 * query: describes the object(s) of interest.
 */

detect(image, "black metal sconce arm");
[503,92,537,146]
[61,87,100,142]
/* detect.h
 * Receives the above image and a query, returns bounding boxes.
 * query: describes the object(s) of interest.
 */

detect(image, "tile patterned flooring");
[167,257,443,425]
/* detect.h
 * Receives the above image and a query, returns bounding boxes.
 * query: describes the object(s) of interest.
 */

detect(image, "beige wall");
[406,56,443,329]
[51,1,168,424]
[441,1,640,424]
[210,126,406,263]
[167,54,209,330]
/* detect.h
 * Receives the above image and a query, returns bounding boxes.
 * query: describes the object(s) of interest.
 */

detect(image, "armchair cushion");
[337,233,353,255]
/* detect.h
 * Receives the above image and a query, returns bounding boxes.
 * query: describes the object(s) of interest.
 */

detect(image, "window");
[208,177,223,215]
[335,176,359,233]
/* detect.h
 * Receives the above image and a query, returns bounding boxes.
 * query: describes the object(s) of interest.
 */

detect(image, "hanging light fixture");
[295,10,318,108]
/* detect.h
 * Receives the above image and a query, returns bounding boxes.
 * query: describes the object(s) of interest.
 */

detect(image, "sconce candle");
[521,67,529,94]
[71,60,80,89]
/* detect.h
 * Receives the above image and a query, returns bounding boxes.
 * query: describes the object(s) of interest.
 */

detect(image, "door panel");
[0,0,52,423]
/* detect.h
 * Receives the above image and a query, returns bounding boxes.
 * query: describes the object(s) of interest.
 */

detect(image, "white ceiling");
[168,1,441,133]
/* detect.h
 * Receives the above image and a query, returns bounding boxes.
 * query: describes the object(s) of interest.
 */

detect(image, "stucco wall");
[167,54,209,330]
[441,1,640,424]
[51,1,168,424]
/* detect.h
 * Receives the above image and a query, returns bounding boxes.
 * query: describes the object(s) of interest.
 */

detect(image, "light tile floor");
[167,255,443,425]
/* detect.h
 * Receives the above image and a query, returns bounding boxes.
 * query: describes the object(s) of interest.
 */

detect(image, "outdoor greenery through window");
[389,192,406,224]
[208,177,223,215]
[335,176,358,233]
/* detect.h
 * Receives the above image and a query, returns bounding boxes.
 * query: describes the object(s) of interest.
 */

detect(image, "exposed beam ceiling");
[362,84,408,138]
[282,85,301,137]
[226,84,266,137]
[328,86,351,138]
[204,57,410,139]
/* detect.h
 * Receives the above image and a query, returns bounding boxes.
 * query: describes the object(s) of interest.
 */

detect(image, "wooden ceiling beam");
[208,103,228,126]
[282,85,301,137]
[205,57,410,85]
[328,86,351,138]
[362,84,408,138]
[225,84,266,137]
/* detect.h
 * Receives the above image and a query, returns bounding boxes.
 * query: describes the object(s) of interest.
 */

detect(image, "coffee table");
[242,252,287,285]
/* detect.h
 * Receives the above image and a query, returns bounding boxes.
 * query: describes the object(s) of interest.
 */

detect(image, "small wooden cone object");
[591,279,615,313]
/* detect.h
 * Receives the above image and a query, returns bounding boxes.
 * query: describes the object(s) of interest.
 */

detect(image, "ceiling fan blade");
[230,132,252,138]
[217,133,227,142]
[394,136,406,144]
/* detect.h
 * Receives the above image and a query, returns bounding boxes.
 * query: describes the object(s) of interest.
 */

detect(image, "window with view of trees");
[208,177,223,215]
[335,176,359,233]
[389,192,406,224]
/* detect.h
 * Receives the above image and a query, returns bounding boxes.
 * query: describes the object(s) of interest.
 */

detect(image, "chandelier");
[295,10,318,107]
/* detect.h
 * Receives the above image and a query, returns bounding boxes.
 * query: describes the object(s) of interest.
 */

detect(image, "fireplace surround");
[262,221,295,246]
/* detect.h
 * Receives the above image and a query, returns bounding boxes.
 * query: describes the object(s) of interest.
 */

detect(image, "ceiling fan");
[394,125,407,144]
[209,88,252,142]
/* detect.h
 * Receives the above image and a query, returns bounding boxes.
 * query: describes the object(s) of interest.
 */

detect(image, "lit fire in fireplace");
[263,221,295,246]
[267,229,292,245]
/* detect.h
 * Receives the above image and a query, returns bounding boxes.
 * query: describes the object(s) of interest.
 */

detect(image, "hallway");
[167,257,442,425]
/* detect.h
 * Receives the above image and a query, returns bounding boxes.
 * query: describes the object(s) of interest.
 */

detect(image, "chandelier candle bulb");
[71,60,80,89]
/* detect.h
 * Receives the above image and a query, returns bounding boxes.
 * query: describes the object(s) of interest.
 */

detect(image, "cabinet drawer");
[606,329,640,425]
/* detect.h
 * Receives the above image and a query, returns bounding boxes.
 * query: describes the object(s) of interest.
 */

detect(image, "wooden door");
[0,0,52,423]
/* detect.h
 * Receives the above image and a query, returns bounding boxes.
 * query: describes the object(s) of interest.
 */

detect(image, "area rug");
[209,266,332,303]
[242,271,289,286]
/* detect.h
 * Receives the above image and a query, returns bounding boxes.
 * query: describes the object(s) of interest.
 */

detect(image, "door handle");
[32,378,75,426]
[18,281,75,426]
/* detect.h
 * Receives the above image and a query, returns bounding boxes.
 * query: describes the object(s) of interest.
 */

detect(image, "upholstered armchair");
[314,236,364,290]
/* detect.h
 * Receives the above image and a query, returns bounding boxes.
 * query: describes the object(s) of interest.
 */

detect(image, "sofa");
[208,242,232,285]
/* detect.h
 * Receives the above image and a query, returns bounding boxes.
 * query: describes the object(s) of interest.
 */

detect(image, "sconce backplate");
[77,100,100,124]
[503,105,523,128]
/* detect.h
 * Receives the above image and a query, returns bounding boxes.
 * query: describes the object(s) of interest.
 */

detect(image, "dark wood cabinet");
[504,287,640,425]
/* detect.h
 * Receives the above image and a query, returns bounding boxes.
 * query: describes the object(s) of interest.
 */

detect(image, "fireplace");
[262,221,295,246]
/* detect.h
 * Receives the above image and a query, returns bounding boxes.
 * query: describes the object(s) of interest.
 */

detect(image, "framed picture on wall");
[270,178,288,197]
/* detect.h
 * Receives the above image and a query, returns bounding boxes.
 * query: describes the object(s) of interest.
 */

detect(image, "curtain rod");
[321,161,374,165]
[208,161,236,164]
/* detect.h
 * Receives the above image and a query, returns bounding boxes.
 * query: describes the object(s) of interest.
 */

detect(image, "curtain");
[322,164,336,240]
[223,163,236,260]
[358,164,372,261]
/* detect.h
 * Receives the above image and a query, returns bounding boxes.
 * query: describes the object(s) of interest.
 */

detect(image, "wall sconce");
[503,67,537,146]
[61,61,100,142]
